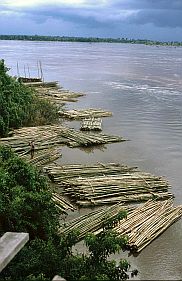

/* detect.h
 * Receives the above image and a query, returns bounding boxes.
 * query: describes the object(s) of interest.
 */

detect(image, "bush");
[0,59,59,137]
[0,146,60,240]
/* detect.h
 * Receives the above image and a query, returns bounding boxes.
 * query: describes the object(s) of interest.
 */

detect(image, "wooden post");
[27,64,30,78]
[16,62,20,77]
[24,65,27,78]
[39,60,44,82]
[37,60,40,79]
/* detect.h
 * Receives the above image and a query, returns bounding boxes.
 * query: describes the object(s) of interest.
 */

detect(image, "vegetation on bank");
[0,58,137,280]
[0,147,137,280]
[0,59,59,137]
[0,34,182,46]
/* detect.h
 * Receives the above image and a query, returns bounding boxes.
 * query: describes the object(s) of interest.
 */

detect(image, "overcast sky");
[1,0,182,41]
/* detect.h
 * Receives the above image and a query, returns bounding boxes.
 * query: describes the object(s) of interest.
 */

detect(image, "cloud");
[106,1,182,28]
[111,0,182,28]
[1,2,139,29]
[112,0,182,10]
[3,0,109,9]
[2,0,182,29]
[130,9,182,28]
[27,6,139,27]
[1,0,182,40]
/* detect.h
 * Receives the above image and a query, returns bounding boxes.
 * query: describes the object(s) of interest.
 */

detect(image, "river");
[1,40,182,280]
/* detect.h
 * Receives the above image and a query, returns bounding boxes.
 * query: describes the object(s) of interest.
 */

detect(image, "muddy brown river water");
[1,40,182,280]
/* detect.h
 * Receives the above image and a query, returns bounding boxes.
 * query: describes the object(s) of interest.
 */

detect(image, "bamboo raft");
[58,108,112,119]
[59,203,131,240]
[24,81,59,88]
[18,77,42,83]
[80,118,102,131]
[21,148,61,167]
[45,163,138,180]
[59,199,182,253]
[0,125,125,150]
[52,193,76,213]
[58,127,124,147]
[0,131,64,154]
[45,163,173,207]
[35,87,85,105]
[114,199,182,253]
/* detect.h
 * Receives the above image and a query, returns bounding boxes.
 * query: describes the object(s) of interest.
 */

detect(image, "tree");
[0,147,137,281]
[0,59,58,137]
[0,146,60,240]
[59,214,138,281]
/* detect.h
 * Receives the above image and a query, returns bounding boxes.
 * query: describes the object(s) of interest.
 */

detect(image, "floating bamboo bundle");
[59,203,131,240]
[13,125,65,138]
[59,127,125,147]
[75,192,172,207]
[58,108,112,119]
[59,199,182,252]
[24,81,59,88]
[114,199,182,253]
[52,193,76,213]
[21,148,61,167]
[44,163,173,207]
[0,125,125,150]
[35,87,85,104]
[0,132,66,155]
[80,117,102,131]
[19,77,42,83]
[45,163,138,181]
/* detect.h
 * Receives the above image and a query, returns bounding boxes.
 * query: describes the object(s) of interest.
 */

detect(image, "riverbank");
[1,75,181,257]
[1,42,182,279]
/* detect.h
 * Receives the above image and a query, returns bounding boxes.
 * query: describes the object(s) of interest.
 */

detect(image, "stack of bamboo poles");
[80,117,102,131]
[58,108,112,119]
[45,163,173,207]
[0,125,125,150]
[59,199,182,253]
[19,77,42,83]
[21,148,60,167]
[13,125,64,138]
[59,203,131,240]
[35,87,85,104]
[52,193,76,213]
[45,163,138,181]
[24,81,59,87]
[59,127,125,147]
[114,199,182,253]
[0,131,66,154]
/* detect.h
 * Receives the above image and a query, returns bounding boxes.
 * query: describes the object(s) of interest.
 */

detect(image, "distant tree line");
[0,34,182,46]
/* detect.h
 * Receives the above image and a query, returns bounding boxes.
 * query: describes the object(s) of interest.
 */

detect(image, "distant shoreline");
[0,35,182,47]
